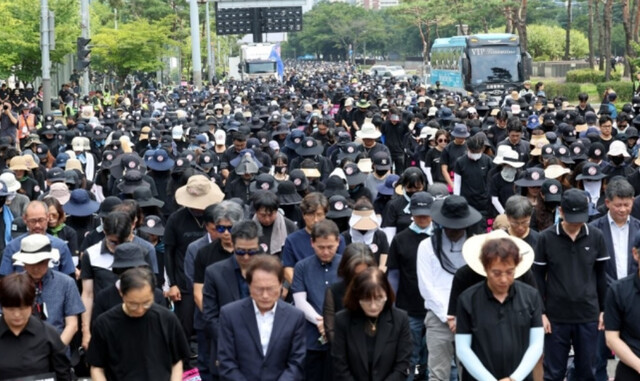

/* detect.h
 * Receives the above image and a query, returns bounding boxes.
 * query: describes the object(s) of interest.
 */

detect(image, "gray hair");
[212,201,244,225]
[605,178,635,201]
[504,195,533,219]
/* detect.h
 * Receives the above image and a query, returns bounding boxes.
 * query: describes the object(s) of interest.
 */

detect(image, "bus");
[427,33,532,97]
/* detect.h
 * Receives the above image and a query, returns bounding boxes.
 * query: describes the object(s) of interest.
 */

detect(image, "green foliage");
[543,82,582,100]
[566,69,622,83]
[596,82,634,103]
[91,17,177,80]
[495,24,588,61]
[0,0,79,79]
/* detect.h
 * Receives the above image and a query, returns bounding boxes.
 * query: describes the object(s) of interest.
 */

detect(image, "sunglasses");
[437,139,449,143]
[234,249,261,256]
[216,225,233,233]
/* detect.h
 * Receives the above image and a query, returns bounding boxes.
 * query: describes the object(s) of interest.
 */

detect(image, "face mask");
[275,165,287,174]
[610,156,624,166]
[405,191,416,198]
[501,166,517,182]
[375,169,388,177]
[468,152,482,161]
[149,140,159,148]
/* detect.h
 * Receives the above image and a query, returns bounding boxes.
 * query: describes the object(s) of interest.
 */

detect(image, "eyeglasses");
[359,296,388,307]
[437,139,449,143]
[124,300,154,311]
[26,218,47,225]
[234,248,261,256]
[216,225,233,233]
[257,210,276,218]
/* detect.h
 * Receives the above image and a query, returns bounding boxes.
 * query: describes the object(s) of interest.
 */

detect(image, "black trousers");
[305,349,332,381]
[175,292,195,340]
[615,361,640,381]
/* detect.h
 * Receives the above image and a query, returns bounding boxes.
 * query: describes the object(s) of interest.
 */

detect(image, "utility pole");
[40,0,52,114]
[205,0,214,84]
[189,0,202,89]
[80,0,90,96]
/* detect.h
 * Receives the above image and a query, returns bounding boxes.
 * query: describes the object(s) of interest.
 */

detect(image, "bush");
[596,81,635,103]
[566,69,622,83]
[543,82,583,100]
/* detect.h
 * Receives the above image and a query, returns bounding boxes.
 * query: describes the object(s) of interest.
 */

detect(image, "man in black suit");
[218,255,306,381]
[589,178,639,381]
[202,220,263,380]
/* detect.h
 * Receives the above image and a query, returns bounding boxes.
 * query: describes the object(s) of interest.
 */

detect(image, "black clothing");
[342,229,389,264]
[225,177,251,204]
[381,120,409,155]
[387,228,430,317]
[533,223,609,323]
[424,147,446,184]
[164,207,206,291]
[487,125,508,149]
[456,281,543,381]
[604,273,640,360]
[454,154,493,215]
[0,316,71,381]
[87,304,190,381]
[448,265,538,316]
[381,195,412,234]
[92,284,166,325]
[361,142,391,160]
[193,239,234,284]
[489,172,516,211]
[440,142,467,175]
[258,217,298,257]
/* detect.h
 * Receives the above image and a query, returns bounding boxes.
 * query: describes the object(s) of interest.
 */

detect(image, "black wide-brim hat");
[430,195,482,229]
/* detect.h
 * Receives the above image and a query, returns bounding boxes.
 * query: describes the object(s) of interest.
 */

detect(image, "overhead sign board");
[215,6,302,35]
[214,0,306,9]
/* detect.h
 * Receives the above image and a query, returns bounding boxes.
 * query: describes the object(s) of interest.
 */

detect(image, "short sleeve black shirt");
[456,281,543,381]
[604,274,640,359]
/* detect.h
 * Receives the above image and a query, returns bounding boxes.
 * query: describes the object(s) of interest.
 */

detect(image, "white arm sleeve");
[453,173,462,195]
[510,327,545,381]
[455,334,498,381]
[293,292,322,324]
[382,227,397,247]
[422,161,434,185]
[492,196,505,215]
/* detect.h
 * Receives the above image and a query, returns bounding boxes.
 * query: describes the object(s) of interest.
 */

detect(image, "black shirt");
[387,228,430,317]
[0,316,71,381]
[456,281,543,381]
[448,265,538,316]
[342,229,389,264]
[87,304,190,381]
[440,142,467,173]
[424,147,446,184]
[164,207,207,291]
[454,154,493,215]
[92,284,167,326]
[489,172,517,210]
[258,217,298,257]
[381,195,412,234]
[193,239,234,284]
[604,273,640,359]
[381,120,409,154]
[533,223,609,323]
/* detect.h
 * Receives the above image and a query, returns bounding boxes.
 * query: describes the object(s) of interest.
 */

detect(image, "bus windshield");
[246,62,276,74]
[468,46,522,84]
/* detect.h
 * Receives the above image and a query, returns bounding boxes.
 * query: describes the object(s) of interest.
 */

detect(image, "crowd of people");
[0,60,639,381]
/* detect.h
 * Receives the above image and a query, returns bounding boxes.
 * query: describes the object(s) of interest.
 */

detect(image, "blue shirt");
[0,233,75,276]
[282,229,346,268]
[291,254,341,350]
[38,269,85,333]
[232,256,250,299]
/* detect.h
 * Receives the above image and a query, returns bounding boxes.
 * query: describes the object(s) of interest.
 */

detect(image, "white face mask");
[468,152,482,161]
[501,166,517,182]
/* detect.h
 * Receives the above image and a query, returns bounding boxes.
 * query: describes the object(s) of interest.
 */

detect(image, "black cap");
[561,188,589,223]
[372,151,391,171]
[99,196,123,217]
[541,179,563,203]
[410,192,434,216]
[46,167,65,182]
[112,243,147,269]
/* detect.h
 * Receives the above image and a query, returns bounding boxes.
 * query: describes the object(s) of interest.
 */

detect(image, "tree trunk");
[631,0,640,42]
[564,0,572,60]
[482,17,489,33]
[588,0,595,68]
[623,0,634,76]
[512,0,528,52]
[504,6,514,33]
[604,0,614,80]
[598,0,605,70]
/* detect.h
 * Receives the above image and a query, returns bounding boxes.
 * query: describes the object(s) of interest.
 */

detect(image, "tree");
[91,17,177,82]
[564,0,572,60]
[604,0,613,79]
[0,0,80,80]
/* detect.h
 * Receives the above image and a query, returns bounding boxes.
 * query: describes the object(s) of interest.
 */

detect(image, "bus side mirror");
[523,53,532,79]
[461,57,470,76]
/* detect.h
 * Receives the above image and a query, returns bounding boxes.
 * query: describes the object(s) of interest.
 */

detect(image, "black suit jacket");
[589,214,640,285]
[331,307,413,381]
[202,256,242,372]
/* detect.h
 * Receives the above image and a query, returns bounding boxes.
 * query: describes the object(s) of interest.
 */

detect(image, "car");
[387,65,406,77]
[368,65,388,77]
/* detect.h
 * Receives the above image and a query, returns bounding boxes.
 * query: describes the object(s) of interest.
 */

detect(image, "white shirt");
[417,232,467,323]
[253,300,277,356]
[608,212,630,280]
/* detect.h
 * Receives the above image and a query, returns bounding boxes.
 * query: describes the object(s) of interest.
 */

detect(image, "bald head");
[24,201,49,235]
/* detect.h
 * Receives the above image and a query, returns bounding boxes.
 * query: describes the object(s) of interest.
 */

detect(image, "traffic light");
[76,37,91,71]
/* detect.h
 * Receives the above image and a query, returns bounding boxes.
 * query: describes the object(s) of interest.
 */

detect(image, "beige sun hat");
[462,229,534,278]
[175,175,224,210]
